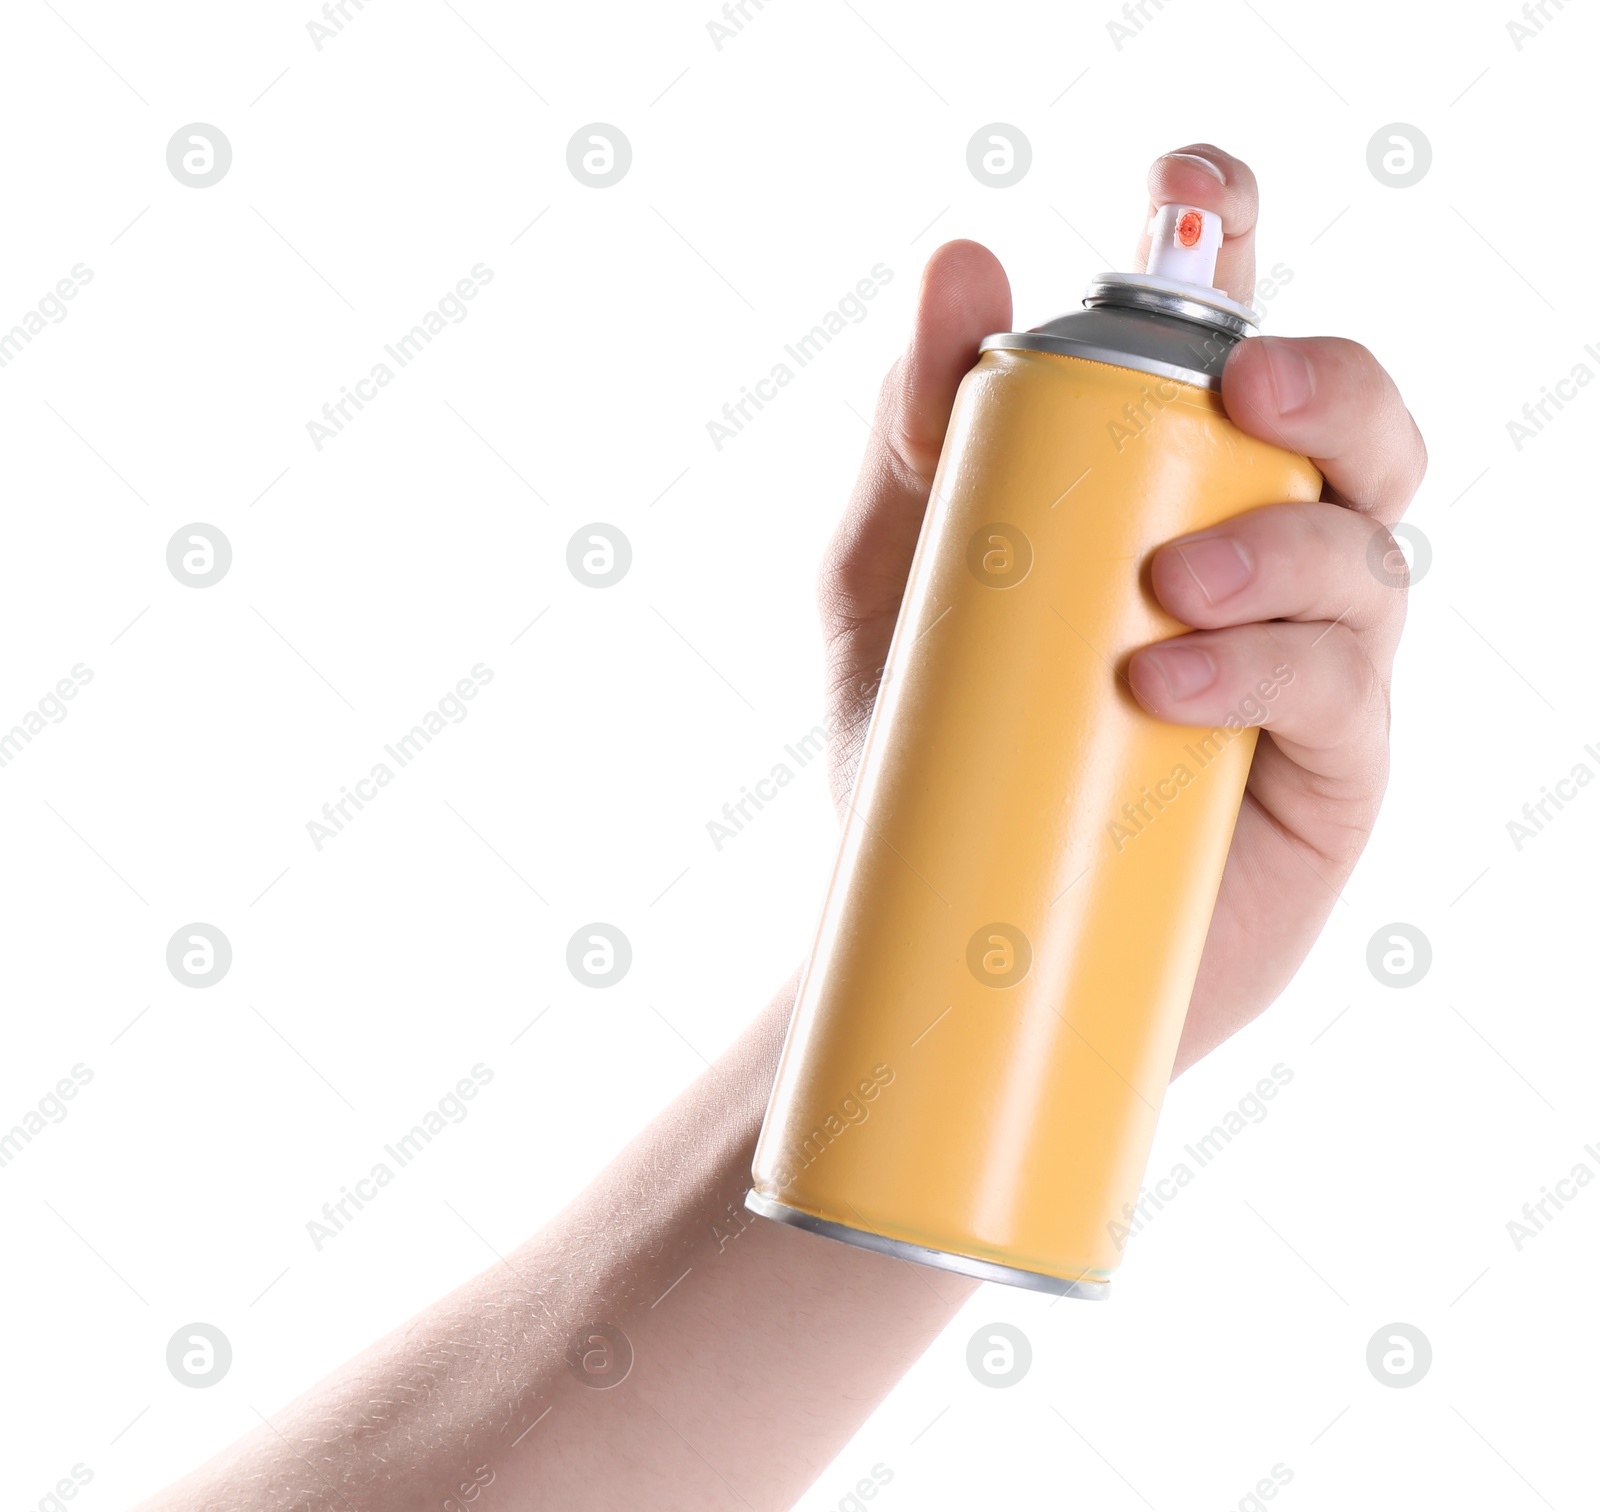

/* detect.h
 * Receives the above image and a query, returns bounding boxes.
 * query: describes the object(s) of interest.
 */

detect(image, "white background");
[1,1,1594,1508]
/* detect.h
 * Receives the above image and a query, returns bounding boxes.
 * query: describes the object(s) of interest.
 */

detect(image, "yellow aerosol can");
[747,204,1324,1297]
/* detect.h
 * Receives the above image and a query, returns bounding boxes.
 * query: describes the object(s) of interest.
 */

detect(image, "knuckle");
[1321,337,1392,410]
[1289,498,1341,552]
[1369,519,1416,607]
[1329,628,1391,747]
[1394,414,1429,505]
[1273,621,1378,745]
[816,529,856,621]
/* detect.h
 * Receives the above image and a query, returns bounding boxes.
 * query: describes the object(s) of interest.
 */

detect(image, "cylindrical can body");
[750,341,1323,1293]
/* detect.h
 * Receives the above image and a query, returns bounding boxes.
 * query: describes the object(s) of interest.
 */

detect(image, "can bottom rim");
[743,1190,1111,1301]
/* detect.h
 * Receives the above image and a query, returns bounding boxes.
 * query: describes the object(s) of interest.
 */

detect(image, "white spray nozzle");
[1144,204,1224,290]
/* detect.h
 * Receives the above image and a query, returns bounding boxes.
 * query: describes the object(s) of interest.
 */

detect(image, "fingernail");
[1143,644,1218,701]
[1258,336,1316,415]
[1172,536,1253,603]
[1160,151,1227,184]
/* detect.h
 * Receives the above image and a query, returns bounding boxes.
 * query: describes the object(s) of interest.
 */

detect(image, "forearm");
[142,971,974,1512]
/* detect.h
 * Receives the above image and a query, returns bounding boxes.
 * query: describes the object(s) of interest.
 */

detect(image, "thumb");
[822,240,1011,633]
[891,240,1013,479]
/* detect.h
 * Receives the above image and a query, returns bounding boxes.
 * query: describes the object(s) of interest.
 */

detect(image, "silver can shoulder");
[979,285,1255,392]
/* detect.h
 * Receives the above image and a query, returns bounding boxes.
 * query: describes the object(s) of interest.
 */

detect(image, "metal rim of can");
[742,1189,1112,1300]
[1084,272,1261,334]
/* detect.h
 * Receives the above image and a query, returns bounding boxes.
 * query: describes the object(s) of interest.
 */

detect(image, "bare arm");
[143,973,975,1512]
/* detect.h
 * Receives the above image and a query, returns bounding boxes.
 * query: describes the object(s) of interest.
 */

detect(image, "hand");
[816,143,1426,1070]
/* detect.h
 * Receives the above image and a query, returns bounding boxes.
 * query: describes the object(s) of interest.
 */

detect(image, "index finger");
[1222,335,1428,524]
[1134,143,1259,305]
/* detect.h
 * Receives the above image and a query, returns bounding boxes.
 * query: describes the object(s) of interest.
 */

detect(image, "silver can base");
[743,1190,1110,1301]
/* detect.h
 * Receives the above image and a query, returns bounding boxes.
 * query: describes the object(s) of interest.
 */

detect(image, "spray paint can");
[746,203,1323,1297]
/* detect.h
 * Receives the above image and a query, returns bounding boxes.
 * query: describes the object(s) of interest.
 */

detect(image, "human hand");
[816,143,1425,1069]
